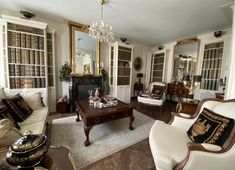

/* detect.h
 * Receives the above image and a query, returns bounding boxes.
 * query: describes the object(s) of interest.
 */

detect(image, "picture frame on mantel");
[68,21,100,75]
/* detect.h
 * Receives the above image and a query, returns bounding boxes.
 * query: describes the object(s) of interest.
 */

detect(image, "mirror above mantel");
[69,21,100,76]
[172,37,200,82]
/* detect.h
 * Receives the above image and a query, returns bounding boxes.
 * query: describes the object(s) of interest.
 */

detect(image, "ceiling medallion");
[89,0,114,42]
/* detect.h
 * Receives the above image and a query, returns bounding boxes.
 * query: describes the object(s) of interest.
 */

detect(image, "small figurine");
[83,64,90,75]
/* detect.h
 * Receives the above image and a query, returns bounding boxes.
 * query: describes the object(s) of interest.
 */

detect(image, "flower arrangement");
[59,62,72,81]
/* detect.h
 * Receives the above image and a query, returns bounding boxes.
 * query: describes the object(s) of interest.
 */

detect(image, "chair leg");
[159,105,162,114]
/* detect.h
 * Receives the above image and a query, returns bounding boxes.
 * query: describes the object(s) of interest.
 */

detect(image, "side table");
[0,146,76,170]
[176,98,199,116]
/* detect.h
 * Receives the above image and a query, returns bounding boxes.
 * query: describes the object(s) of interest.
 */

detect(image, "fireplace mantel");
[69,75,103,111]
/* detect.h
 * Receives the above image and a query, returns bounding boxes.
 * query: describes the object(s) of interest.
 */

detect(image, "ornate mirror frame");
[172,37,200,82]
[69,21,100,75]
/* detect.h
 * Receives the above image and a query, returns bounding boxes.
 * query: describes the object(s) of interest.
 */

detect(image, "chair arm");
[169,112,196,130]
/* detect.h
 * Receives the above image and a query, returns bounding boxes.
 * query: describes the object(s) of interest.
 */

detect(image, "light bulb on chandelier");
[89,0,114,42]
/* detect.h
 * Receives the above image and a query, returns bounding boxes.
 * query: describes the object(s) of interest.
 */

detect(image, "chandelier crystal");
[89,0,114,42]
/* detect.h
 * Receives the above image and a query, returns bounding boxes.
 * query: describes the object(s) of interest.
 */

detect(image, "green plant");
[59,62,72,81]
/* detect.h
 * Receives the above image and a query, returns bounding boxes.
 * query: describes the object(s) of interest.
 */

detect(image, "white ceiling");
[0,0,233,46]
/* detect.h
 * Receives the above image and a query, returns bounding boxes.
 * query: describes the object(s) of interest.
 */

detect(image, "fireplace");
[69,75,103,111]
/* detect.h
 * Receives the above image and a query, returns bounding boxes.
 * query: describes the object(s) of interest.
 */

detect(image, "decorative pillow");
[2,94,33,122]
[20,92,44,110]
[151,85,164,99]
[187,108,234,146]
[0,105,20,130]
[0,88,7,107]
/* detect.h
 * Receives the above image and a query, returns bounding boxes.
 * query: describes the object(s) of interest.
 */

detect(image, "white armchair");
[149,98,235,170]
[137,82,166,113]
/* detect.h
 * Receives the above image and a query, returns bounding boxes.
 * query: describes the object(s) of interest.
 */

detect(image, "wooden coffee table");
[75,99,134,146]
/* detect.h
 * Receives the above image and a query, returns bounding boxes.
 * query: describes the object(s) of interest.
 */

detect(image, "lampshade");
[182,74,190,81]
[193,75,202,82]
[137,73,143,78]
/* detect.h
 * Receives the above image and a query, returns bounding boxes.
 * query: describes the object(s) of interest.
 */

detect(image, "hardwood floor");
[47,99,177,170]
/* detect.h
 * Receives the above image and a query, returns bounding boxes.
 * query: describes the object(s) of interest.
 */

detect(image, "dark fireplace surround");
[69,75,103,111]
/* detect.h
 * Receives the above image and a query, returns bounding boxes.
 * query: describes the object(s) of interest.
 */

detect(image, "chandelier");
[89,0,114,42]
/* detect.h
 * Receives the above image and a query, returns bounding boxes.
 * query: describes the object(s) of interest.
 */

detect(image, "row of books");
[10,78,46,89]
[8,48,45,65]
[8,31,44,49]
[9,65,45,77]
[8,23,44,35]
[117,77,130,85]
[118,67,130,76]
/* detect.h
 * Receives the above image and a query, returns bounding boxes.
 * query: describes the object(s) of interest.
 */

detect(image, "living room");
[0,0,235,169]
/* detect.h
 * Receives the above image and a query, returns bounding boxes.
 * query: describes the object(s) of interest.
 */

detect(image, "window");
[200,42,223,91]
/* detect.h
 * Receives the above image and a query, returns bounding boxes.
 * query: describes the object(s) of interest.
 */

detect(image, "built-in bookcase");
[150,52,166,82]
[7,22,46,89]
[109,41,133,103]
[200,42,224,91]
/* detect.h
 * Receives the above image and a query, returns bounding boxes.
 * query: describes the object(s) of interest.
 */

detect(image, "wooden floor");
[47,99,176,170]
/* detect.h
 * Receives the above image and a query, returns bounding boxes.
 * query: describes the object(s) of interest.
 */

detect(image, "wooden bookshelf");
[6,22,46,89]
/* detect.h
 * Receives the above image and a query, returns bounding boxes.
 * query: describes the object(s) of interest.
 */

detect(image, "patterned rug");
[51,110,155,169]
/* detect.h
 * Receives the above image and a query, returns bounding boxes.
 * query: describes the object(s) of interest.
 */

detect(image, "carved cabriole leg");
[75,108,81,122]
[129,115,134,130]
[84,125,92,146]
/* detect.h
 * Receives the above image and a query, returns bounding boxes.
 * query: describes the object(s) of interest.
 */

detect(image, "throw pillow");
[151,85,164,99]
[2,94,33,122]
[187,108,234,146]
[0,105,20,130]
[0,88,7,107]
[20,92,44,110]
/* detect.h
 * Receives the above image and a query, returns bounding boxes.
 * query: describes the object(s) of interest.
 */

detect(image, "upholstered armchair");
[137,82,166,113]
[149,98,235,170]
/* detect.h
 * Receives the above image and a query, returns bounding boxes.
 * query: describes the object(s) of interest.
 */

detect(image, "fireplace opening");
[77,84,98,100]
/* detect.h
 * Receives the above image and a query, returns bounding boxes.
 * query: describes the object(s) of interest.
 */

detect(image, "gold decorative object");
[6,133,50,168]
[190,118,211,139]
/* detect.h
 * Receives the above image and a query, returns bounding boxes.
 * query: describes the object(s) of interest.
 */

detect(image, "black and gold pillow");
[187,108,234,146]
[2,94,32,122]
[0,105,20,129]
[151,85,164,99]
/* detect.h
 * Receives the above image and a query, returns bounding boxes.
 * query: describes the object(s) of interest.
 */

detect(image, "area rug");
[51,110,155,169]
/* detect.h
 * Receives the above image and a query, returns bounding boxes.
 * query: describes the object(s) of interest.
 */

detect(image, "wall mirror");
[69,21,100,75]
[173,37,200,82]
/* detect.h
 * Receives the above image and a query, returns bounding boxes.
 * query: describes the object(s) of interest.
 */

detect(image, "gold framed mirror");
[69,21,100,75]
[173,37,200,82]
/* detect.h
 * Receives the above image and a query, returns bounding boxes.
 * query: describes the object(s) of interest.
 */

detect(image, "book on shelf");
[20,65,25,76]
[40,52,44,65]
[41,78,46,87]
[8,31,16,47]
[24,78,33,88]
[36,78,41,88]
[20,33,26,48]
[39,37,44,50]
[15,49,21,63]
[9,65,15,76]
[10,78,16,89]
[35,51,39,65]
[8,48,16,63]
[26,34,31,48]
[30,50,35,64]
[21,49,25,64]
[36,66,40,76]
[40,67,45,76]
[16,33,21,47]
[15,65,20,76]
[25,50,30,64]
[25,66,31,76]
[31,66,35,76]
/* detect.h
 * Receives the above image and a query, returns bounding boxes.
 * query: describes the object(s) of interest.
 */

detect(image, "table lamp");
[137,73,143,83]
[182,74,201,97]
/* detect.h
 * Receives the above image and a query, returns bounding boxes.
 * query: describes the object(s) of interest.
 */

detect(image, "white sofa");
[0,88,49,147]
[149,98,235,170]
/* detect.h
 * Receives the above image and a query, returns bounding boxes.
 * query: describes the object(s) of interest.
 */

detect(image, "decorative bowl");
[6,133,50,168]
